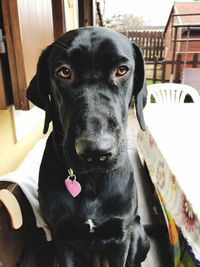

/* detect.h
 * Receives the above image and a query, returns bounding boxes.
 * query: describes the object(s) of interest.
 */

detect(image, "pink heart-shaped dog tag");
[65,178,81,198]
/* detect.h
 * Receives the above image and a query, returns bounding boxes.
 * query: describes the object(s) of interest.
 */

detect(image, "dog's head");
[27,27,147,173]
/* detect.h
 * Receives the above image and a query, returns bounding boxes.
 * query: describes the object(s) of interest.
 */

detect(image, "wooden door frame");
[52,0,66,40]
[1,0,27,110]
[1,0,54,110]
[78,0,95,27]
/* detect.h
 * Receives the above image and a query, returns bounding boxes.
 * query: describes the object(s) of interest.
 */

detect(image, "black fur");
[27,27,149,267]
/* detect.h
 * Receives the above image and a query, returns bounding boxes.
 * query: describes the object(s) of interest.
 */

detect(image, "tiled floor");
[127,110,173,267]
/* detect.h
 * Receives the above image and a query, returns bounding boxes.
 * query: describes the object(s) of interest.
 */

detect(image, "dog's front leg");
[107,238,131,267]
[126,219,150,267]
[54,242,93,267]
[54,243,76,267]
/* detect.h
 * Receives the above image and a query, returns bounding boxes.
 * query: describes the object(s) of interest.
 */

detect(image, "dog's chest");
[58,195,126,244]
[60,173,133,239]
[62,214,125,244]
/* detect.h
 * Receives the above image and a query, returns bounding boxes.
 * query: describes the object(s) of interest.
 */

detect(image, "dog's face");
[27,27,147,174]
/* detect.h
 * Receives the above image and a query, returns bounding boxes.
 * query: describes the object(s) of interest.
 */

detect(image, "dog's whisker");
[127,148,138,151]
[119,138,134,144]
[55,39,70,49]
[51,43,68,51]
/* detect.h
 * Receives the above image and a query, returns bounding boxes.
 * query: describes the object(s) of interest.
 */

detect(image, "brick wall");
[164,16,182,61]
[180,33,200,61]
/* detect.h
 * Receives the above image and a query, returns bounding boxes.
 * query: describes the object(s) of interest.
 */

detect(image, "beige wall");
[0,109,45,176]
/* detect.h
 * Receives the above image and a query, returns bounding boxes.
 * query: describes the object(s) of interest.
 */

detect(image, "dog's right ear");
[26,46,52,134]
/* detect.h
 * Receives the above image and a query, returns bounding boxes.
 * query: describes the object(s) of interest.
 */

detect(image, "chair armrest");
[0,183,23,229]
[0,181,54,266]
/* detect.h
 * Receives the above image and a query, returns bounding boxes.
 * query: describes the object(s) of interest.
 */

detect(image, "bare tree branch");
[103,13,148,31]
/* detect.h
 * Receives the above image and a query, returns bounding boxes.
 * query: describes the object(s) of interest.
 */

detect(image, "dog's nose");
[75,134,115,163]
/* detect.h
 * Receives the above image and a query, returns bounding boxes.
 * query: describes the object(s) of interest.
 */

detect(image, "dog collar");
[65,168,82,198]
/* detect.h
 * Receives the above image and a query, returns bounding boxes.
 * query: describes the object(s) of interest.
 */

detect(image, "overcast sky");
[103,0,194,26]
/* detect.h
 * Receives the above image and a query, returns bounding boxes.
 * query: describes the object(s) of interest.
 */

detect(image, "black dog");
[27,26,149,267]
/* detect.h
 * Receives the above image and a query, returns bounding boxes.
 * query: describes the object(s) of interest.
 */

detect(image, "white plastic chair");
[147,83,200,104]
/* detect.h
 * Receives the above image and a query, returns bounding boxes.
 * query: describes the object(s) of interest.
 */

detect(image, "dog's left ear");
[26,46,52,134]
[132,43,147,131]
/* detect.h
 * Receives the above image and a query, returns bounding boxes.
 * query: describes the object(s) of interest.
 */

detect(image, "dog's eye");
[57,67,71,79]
[116,66,129,77]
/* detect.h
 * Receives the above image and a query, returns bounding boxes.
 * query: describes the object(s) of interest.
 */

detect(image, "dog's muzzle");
[75,133,116,164]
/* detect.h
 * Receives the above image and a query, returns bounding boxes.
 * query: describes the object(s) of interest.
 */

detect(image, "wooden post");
[170,26,178,82]
[147,31,150,60]
[161,61,166,83]
[175,53,182,83]
[149,31,153,60]
[138,31,142,49]
[192,53,198,68]
[152,31,156,60]
[142,31,145,57]
[160,31,164,60]
[153,56,158,84]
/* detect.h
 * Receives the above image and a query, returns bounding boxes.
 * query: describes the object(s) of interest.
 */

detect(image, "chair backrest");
[147,83,200,104]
